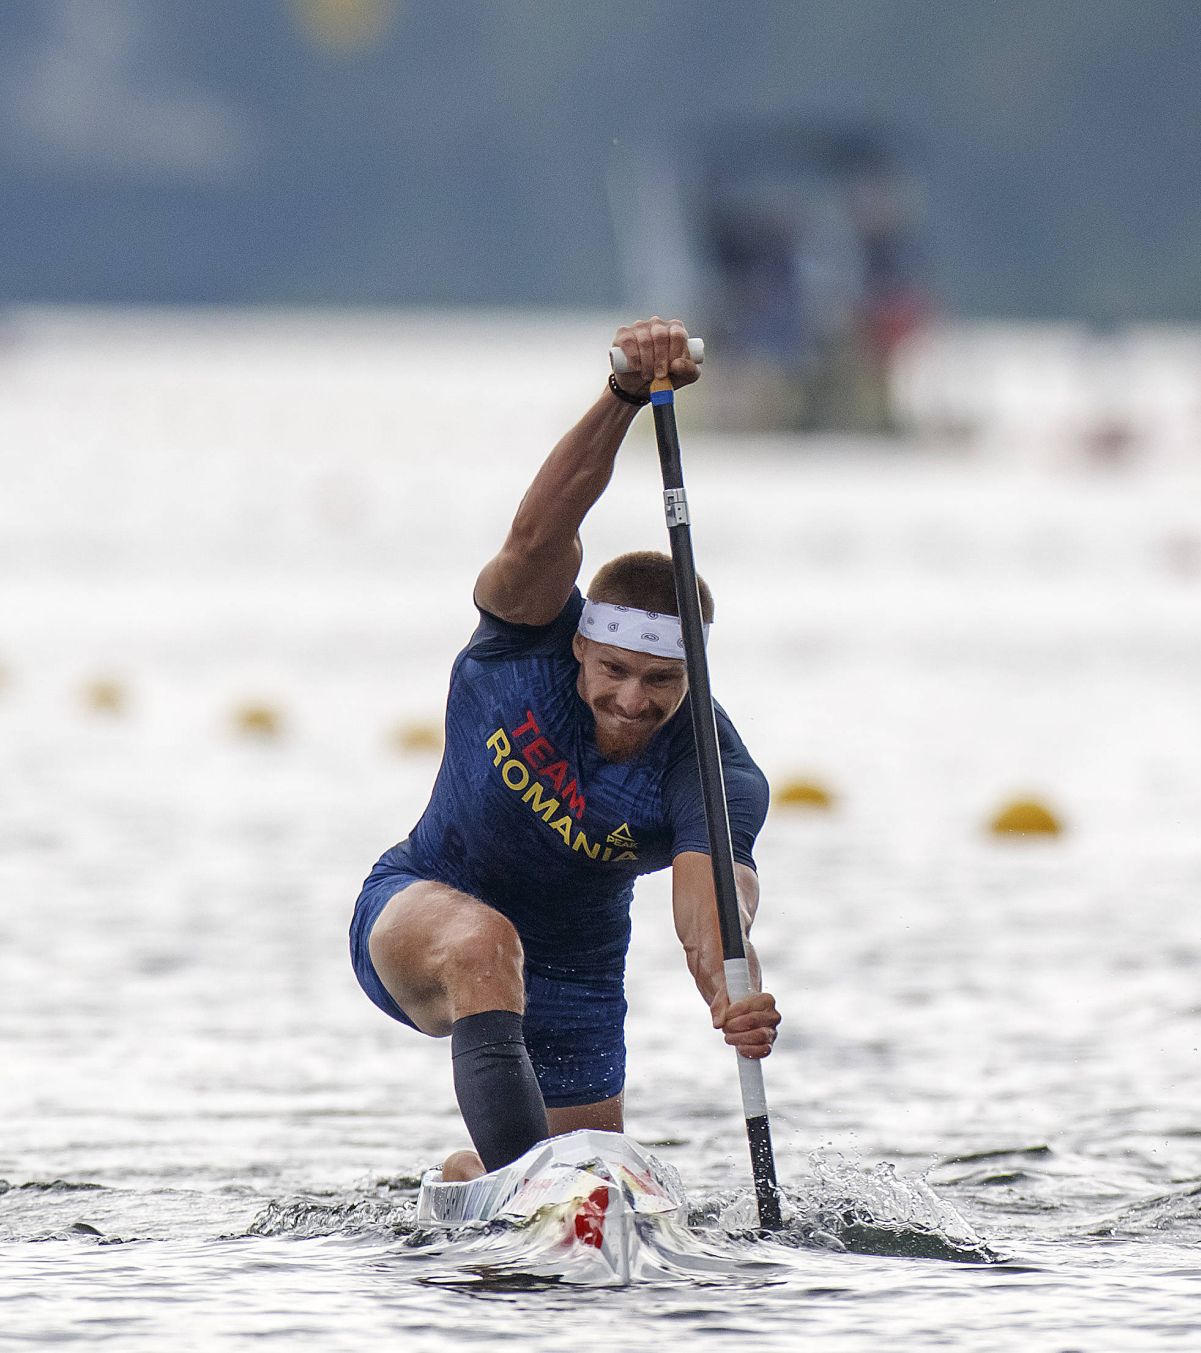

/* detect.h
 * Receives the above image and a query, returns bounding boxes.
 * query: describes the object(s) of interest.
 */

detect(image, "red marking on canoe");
[573,1185,610,1248]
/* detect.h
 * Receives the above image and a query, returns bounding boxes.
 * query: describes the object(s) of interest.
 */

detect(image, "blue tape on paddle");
[650,389,674,406]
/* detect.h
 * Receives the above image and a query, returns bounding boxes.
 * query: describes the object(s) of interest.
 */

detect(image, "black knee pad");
[450,1009,548,1172]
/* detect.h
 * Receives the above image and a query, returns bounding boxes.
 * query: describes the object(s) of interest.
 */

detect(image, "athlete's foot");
[442,1149,486,1182]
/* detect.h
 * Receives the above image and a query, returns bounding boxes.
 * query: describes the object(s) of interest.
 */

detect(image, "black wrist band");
[608,372,650,407]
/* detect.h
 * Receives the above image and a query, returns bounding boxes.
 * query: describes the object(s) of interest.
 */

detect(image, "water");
[2,311,1200,1348]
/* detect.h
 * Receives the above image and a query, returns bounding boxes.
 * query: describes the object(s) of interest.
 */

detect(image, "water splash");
[688,1154,998,1263]
[785,1152,998,1261]
[247,1194,414,1240]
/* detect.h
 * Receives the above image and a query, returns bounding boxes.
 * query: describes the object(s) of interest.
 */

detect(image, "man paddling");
[350,317,780,1180]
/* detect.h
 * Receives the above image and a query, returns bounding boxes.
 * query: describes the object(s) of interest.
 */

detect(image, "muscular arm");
[474,317,699,626]
[473,391,638,625]
[672,851,780,1058]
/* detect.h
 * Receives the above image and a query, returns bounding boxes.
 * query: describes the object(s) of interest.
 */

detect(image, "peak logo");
[606,822,637,849]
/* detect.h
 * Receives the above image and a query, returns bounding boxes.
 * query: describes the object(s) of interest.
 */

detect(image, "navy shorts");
[350,860,627,1109]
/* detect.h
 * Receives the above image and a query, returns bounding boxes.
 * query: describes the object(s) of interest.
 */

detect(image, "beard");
[593,705,658,762]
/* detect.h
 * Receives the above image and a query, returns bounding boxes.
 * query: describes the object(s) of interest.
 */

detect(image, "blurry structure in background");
[612,122,928,434]
[2,3,1199,455]
[2,1,1199,329]
[699,123,927,434]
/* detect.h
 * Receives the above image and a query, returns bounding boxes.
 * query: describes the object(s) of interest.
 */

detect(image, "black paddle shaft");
[649,384,782,1231]
[652,399,743,963]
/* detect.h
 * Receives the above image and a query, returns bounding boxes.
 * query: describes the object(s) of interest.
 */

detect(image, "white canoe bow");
[416,1130,690,1284]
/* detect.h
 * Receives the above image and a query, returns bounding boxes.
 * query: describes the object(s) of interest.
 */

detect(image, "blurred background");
[2,0,1201,1295]
[1,0,1200,436]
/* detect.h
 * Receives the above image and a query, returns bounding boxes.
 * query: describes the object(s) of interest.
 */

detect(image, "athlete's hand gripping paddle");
[608,338,783,1231]
[609,338,705,374]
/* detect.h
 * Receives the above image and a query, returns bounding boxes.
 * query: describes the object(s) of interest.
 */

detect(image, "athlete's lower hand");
[611,317,700,398]
[711,991,781,1059]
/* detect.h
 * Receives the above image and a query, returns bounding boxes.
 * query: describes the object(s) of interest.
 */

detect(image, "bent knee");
[438,908,524,984]
[367,889,526,1029]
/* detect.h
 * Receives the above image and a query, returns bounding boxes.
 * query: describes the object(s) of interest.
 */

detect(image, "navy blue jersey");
[379,588,769,979]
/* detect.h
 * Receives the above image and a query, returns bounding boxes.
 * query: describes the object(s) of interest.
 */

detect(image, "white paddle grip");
[610,337,704,375]
[737,1048,770,1117]
[724,958,768,1116]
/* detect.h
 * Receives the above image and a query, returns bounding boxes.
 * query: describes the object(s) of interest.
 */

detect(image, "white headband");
[577,599,708,659]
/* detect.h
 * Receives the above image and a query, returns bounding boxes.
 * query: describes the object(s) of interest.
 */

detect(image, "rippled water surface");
[2,312,1200,1349]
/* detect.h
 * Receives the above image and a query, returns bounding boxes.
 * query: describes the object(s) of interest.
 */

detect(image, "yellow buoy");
[988,798,1063,837]
[290,0,396,52]
[233,702,284,739]
[84,678,127,715]
[389,720,443,755]
[775,778,835,810]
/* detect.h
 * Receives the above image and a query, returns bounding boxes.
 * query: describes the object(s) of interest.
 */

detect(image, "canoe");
[416,1129,689,1283]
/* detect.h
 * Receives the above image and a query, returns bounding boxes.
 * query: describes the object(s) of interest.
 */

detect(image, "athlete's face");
[572,635,689,762]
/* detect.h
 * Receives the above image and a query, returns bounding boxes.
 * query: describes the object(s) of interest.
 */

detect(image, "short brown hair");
[587,550,715,623]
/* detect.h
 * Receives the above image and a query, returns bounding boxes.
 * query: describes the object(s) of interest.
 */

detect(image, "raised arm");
[672,851,781,1059]
[473,317,699,625]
